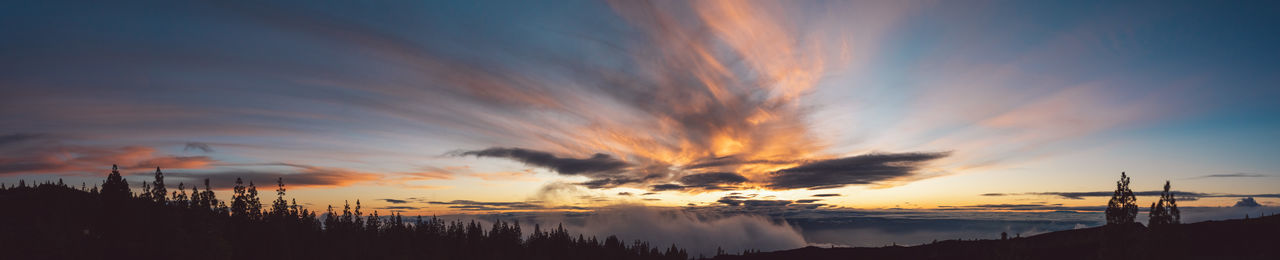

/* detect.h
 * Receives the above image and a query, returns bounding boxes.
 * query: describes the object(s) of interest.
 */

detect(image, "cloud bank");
[563,206,806,257]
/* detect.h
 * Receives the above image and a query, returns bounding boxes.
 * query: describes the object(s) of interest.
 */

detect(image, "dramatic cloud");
[812,194,841,197]
[183,142,214,153]
[767,152,950,190]
[382,199,409,204]
[1234,197,1261,207]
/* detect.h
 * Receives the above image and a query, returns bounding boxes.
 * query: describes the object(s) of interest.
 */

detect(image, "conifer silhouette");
[101,165,130,199]
[271,177,289,218]
[150,167,167,204]
[1105,172,1138,225]
[231,178,248,218]
[1148,180,1181,226]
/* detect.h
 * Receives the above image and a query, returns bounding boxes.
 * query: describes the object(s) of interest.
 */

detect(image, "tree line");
[0,165,691,260]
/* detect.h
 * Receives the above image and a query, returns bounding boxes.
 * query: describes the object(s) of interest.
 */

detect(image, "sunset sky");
[3,0,1279,217]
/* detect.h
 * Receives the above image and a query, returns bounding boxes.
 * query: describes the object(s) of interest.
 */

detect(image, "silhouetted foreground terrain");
[713,215,1280,260]
[0,179,688,260]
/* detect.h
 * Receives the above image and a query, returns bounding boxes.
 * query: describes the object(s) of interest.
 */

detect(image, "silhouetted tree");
[2,164,693,260]
[1149,180,1181,226]
[200,178,217,210]
[102,165,129,199]
[271,178,289,218]
[1106,172,1138,225]
[246,181,263,220]
[188,184,200,209]
[150,167,167,204]
[140,181,152,201]
[173,182,188,208]
[231,178,248,218]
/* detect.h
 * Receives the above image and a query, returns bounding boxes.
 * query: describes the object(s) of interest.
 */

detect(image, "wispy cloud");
[165,163,381,189]
[183,142,215,153]
[983,191,1280,200]
[1194,173,1268,178]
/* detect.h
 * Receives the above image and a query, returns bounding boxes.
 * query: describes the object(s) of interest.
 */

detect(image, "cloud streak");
[456,147,629,177]
[983,191,1280,200]
[767,152,950,190]
[165,163,380,189]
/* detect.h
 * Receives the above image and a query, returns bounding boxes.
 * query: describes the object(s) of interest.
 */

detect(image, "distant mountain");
[713,214,1280,260]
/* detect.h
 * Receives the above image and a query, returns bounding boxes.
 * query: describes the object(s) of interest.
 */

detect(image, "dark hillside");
[713,214,1280,260]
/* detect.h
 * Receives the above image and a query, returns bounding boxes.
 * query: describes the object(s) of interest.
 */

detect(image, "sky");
[3,0,1280,227]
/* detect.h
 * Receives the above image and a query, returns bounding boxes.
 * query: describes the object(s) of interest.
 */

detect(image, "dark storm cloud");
[812,193,841,197]
[382,199,409,204]
[456,147,629,176]
[766,152,950,190]
[184,142,215,153]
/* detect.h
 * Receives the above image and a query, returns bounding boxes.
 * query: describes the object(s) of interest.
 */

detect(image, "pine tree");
[201,178,217,210]
[150,167,167,204]
[173,182,188,208]
[342,200,353,226]
[1149,180,1181,226]
[231,178,248,218]
[190,184,201,209]
[246,181,263,220]
[291,198,301,218]
[354,199,364,229]
[271,178,289,218]
[1105,172,1138,225]
[140,181,152,201]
